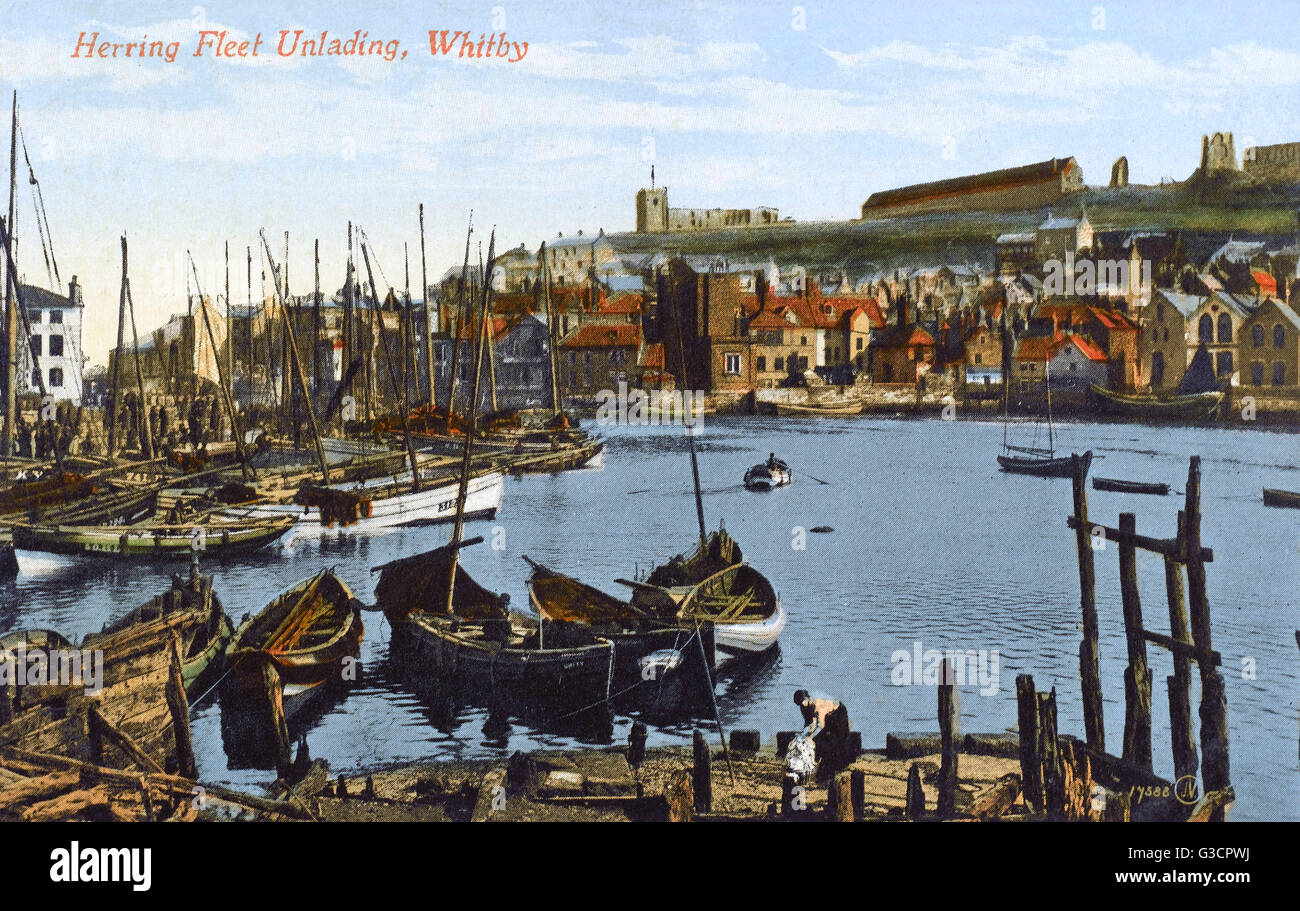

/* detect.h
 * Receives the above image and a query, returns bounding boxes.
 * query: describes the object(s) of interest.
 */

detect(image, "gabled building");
[560,322,641,399]
[1141,289,1206,392]
[1239,298,1300,389]
[16,278,84,404]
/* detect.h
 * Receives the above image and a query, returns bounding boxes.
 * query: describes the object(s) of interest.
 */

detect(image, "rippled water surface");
[3,416,1296,821]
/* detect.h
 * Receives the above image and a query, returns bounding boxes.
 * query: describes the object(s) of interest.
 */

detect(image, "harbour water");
[2,416,1296,822]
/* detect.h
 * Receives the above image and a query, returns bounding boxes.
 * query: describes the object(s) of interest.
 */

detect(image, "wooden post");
[261,658,291,779]
[851,768,865,821]
[1015,673,1042,812]
[1071,453,1105,750]
[691,728,712,813]
[904,764,925,819]
[1118,512,1153,772]
[165,634,196,780]
[828,771,854,822]
[937,657,957,819]
[1038,688,1065,821]
[1166,512,1198,785]
[666,769,694,822]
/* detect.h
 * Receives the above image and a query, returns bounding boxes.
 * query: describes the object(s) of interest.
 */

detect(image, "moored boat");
[998,448,1092,478]
[1089,383,1224,422]
[1263,488,1300,509]
[1093,476,1170,496]
[744,455,791,491]
[773,400,865,417]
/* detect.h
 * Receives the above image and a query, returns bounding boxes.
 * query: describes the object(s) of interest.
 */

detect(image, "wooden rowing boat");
[998,449,1092,479]
[744,457,791,491]
[1088,383,1225,422]
[1263,488,1300,509]
[525,558,715,717]
[1093,476,1170,496]
[375,543,616,731]
[773,400,865,417]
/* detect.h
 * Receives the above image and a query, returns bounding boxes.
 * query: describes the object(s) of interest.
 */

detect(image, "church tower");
[636,165,668,233]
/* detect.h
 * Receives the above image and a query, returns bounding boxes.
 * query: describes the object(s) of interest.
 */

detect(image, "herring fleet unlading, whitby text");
[70,29,529,64]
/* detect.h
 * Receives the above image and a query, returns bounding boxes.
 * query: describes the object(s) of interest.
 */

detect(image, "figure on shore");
[793,688,852,782]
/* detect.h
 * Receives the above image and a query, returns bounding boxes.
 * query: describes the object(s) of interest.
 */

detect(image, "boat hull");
[998,450,1092,478]
[11,518,293,573]
[1093,477,1170,496]
[714,599,786,660]
[773,401,865,417]
[1263,488,1300,509]
[1088,384,1224,422]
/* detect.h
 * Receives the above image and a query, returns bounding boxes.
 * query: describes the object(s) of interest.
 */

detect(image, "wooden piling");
[828,771,854,822]
[851,768,865,821]
[261,659,291,779]
[937,658,957,819]
[691,729,712,814]
[1165,515,1198,784]
[1038,688,1065,821]
[165,634,196,780]
[1118,512,1153,772]
[1184,457,1230,818]
[666,769,694,822]
[1015,674,1043,812]
[904,764,925,819]
[1071,453,1105,751]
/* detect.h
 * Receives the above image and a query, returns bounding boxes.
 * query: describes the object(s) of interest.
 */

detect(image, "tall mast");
[3,92,16,458]
[343,223,354,418]
[313,238,321,401]
[419,203,435,409]
[480,245,498,413]
[359,239,422,490]
[540,243,561,416]
[445,229,495,617]
[404,241,415,407]
[1045,356,1054,455]
[123,238,152,459]
[245,246,253,414]
[672,273,707,544]
[108,225,129,456]
[225,241,233,423]
[447,216,472,416]
[259,231,329,484]
[187,254,254,482]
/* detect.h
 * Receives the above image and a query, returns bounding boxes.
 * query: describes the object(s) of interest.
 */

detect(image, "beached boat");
[222,569,364,722]
[773,400,865,417]
[84,567,232,695]
[214,469,503,544]
[1263,488,1300,509]
[1089,384,1224,422]
[1093,476,1170,496]
[9,513,294,573]
[744,456,791,491]
[375,543,616,730]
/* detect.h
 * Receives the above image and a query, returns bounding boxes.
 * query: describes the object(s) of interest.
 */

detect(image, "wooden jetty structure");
[1262,487,1300,509]
[1063,453,1232,821]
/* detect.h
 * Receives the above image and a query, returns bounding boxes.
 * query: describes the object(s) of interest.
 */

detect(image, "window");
[774,357,784,371]
[798,356,808,370]
[30,369,39,388]
[610,350,625,366]
[800,336,807,346]
[1156,301,1163,321]
[49,310,63,324]
[1216,312,1232,343]
[856,337,863,350]
[1253,325,1265,347]
[1251,362,1264,386]
[49,336,63,357]
[1215,351,1233,377]
[1151,352,1164,387]
[724,353,741,375]
[48,367,63,387]
[1274,362,1287,386]
[29,336,41,357]
[1275,325,1286,348]
[756,356,766,372]
[1162,327,1169,342]
[1198,314,1213,343]
[974,353,982,365]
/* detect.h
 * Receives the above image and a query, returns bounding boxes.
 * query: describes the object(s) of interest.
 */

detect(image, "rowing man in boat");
[793,689,852,782]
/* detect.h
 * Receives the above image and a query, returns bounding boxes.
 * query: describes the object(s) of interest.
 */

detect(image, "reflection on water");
[2,416,1296,821]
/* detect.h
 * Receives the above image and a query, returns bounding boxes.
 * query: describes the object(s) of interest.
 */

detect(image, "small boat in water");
[1093,476,1170,496]
[744,455,791,491]
[223,569,364,722]
[773,400,865,417]
[375,542,616,731]
[1263,488,1300,509]
[998,448,1092,478]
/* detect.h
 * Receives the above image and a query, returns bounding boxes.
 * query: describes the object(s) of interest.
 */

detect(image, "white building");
[17,277,84,405]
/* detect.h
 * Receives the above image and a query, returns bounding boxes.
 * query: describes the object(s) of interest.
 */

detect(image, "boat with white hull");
[217,471,504,544]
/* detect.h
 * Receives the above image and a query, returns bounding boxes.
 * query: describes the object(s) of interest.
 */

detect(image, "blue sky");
[1,0,1298,362]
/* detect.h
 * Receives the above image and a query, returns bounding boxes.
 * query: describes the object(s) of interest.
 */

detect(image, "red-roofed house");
[870,323,936,384]
[560,322,642,398]
[1252,270,1278,299]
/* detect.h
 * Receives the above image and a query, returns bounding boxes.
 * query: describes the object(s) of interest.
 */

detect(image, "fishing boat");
[375,543,616,730]
[214,469,503,544]
[8,513,294,574]
[83,567,232,695]
[626,527,785,660]
[1089,384,1225,422]
[1263,488,1300,509]
[524,558,715,717]
[999,356,1091,477]
[1093,476,1170,496]
[773,400,865,417]
[743,455,792,491]
[222,569,364,722]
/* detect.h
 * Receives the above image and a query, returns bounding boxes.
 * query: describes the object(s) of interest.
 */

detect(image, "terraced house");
[1239,297,1300,389]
